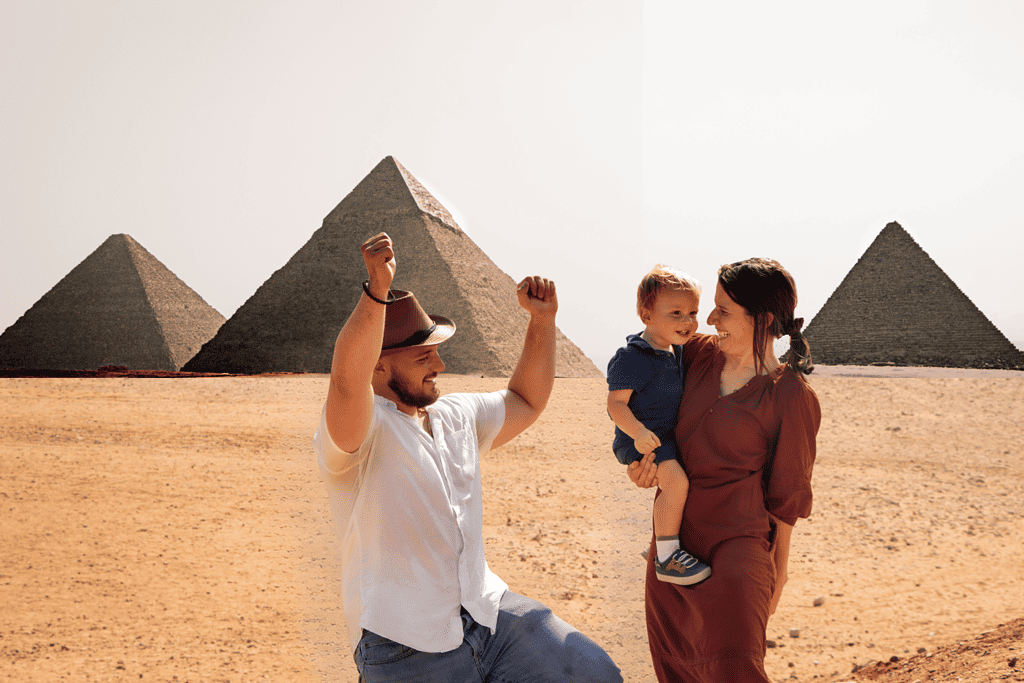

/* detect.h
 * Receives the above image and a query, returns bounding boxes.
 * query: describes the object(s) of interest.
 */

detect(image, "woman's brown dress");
[645,334,821,682]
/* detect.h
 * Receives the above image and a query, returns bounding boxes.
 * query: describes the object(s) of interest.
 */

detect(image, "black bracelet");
[362,280,395,305]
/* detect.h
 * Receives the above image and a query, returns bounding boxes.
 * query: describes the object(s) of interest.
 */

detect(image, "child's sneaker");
[655,548,711,585]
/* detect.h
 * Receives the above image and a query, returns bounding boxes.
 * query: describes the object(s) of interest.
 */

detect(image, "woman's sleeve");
[764,378,822,526]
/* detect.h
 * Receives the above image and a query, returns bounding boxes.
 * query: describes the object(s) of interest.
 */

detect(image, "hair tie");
[785,317,804,336]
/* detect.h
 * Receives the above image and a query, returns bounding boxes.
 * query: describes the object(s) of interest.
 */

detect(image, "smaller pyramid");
[804,222,1024,369]
[0,234,225,371]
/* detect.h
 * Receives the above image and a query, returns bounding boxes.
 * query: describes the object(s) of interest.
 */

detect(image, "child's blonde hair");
[636,265,701,319]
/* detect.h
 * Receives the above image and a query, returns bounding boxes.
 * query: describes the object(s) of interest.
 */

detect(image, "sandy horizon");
[2,368,1022,681]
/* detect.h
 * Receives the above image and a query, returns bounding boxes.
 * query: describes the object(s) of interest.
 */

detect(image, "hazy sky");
[2,1,1022,369]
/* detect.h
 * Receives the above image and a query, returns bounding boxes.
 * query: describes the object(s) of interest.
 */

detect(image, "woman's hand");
[769,569,788,615]
[768,515,795,616]
[627,450,658,489]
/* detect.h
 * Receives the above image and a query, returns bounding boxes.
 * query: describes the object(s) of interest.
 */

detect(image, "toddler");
[607,265,711,585]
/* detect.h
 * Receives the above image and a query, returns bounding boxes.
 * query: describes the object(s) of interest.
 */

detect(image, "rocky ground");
[840,617,1023,682]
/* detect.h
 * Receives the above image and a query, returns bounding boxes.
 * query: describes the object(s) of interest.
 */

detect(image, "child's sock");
[655,535,680,563]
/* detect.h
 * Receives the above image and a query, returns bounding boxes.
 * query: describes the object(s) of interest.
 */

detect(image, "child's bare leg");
[653,458,688,540]
[649,458,712,584]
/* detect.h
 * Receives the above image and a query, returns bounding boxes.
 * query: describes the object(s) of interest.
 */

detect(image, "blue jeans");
[353,591,622,683]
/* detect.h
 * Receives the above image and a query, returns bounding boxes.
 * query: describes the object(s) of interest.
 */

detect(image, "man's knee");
[563,632,623,683]
[498,592,622,683]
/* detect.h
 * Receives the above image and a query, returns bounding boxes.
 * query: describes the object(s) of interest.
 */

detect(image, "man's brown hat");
[380,289,456,354]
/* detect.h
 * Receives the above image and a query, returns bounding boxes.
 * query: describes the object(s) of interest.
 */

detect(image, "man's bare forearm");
[506,313,556,414]
[490,277,558,449]
[330,293,385,396]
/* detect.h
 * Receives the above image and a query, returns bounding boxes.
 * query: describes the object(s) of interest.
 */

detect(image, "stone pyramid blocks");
[804,222,1024,369]
[0,234,225,371]
[184,156,601,377]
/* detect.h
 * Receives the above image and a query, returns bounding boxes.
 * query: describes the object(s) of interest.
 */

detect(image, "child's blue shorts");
[614,436,679,466]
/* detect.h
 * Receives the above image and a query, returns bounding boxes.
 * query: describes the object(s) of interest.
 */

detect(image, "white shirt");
[313,391,509,653]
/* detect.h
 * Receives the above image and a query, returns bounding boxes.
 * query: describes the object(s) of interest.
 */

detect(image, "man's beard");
[388,374,440,410]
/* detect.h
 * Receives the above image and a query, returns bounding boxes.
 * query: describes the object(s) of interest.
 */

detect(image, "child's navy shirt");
[606,332,686,455]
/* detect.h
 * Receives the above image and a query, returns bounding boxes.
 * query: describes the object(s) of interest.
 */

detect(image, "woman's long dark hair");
[717,258,813,376]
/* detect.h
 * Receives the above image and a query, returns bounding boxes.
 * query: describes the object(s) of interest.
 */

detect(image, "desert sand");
[2,368,1022,682]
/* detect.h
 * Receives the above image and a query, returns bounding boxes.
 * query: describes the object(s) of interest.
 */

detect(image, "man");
[313,232,621,682]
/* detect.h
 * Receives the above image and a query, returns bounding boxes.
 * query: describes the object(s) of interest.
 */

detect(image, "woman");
[629,257,821,682]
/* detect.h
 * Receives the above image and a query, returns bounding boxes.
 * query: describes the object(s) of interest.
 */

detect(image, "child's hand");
[634,428,661,455]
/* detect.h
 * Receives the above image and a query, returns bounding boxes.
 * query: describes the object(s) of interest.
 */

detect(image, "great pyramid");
[803,222,1024,369]
[183,156,601,376]
[0,234,226,371]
